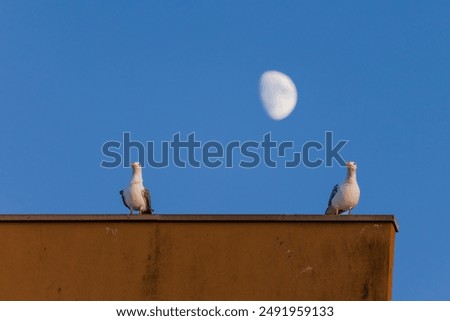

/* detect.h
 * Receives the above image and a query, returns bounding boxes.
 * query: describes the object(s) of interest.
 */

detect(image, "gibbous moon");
[259,70,297,120]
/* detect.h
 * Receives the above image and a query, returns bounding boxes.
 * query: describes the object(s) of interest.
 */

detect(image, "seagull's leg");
[348,208,352,215]
[335,208,339,215]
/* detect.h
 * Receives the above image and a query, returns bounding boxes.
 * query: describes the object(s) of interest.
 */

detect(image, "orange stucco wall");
[0,214,397,300]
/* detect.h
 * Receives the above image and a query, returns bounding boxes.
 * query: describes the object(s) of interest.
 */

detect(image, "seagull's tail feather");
[141,208,154,215]
[325,206,346,215]
[325,206,336,215]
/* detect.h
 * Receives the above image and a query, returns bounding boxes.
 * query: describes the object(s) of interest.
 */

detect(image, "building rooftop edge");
[0,214,399,232]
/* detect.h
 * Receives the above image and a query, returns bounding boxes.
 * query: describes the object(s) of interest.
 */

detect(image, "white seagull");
[120,162,153,215]
[325,161,360,215]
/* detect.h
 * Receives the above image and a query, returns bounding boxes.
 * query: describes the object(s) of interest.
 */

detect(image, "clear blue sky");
[1,1,449,300]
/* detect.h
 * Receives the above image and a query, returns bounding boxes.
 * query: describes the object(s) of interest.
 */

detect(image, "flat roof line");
[0,214,399,232]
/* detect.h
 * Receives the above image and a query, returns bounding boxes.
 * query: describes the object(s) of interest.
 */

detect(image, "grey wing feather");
[325,184,340,215]
[141,188,153,214]
[119,190,130,210]
[328,184,339,207]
